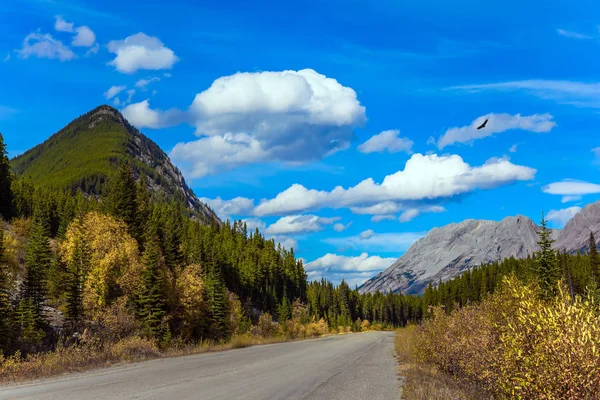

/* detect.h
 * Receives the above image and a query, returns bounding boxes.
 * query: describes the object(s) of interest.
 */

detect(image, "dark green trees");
[205,250,230,340]
[589,232,600,287]
[65,230,88,332]
[0,228,13,352]
[535,213,558,298]
[0,133,14,220]
[105,162,138,235]
[137,228,166,337]
[22,219,52,326]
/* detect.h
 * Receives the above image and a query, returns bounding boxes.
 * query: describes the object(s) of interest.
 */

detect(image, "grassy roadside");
[0,327,365,385]
[394,326,491,400]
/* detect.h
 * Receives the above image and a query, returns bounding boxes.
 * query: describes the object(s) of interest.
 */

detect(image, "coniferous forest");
[0,132,422,362]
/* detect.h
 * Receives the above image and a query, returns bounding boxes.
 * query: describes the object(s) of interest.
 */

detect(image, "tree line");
[0,133,422,356]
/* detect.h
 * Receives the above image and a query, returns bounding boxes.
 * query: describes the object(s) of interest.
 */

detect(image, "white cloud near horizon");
[357,130,413,154]
[265,215,340,235]
[547,206,582,227]
[305,252,396,274]
[437,113,556,149]
[543,179,600,196]
[108,33,178,73]
[253,153,536,216]
[324,231,425,253]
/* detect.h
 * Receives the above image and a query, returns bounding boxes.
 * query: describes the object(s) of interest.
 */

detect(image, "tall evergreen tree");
[65,233,88,332]
[137,226,166,337]
[589,231,600,286]
[105,162,138,234]
[0,228,13,352]
[22,218,52,326]
[535,212,559,299]
[0,133,14,220]
[205,249,230,340]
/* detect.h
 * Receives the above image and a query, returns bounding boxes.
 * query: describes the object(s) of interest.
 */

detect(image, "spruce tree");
[105,162,138,234]
[205,249,230,340]
[535,212,559,299]
[589,231,600,286]
[0,133,14,220]
[277,296,291,322]
[0,228,13,352]
[65,234,88,332]
[22,218,52,326]
[137,227,166,337]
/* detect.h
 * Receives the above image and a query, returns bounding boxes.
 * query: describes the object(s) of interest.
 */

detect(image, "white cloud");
[108,32,178,74]
[333,222,352,232]
[357,130,413,154]
[399,206,445,223]
[547,206,582,227]
[273,236,298,251]
[104,85,126,100]
[305,252,396,273]
[561,195,582,203]
[129,69,365,177]
[371,215,396,223]
[509,144,518,153]
[265,215,340,235]
[121,100,185,129]
[135,77,161,89]
[85,43,99,57]
[72,26,96,47]
[450,80,600,109]
[241,218,266,232]
[125,89,135,104]
[359,229,375,240]
[557,29,593,39]
[254,153,536,216]
[199,196,255,218]
[592,147,600,160]
[543,179,600,196]
[437,113,556,149]
[54,16,74,33]
[324,231,425,253]
[17,32,76,61]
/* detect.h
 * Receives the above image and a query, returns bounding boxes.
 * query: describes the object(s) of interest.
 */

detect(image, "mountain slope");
[11,105,217,222]
[359,215,549,295]
[555,201,600,253]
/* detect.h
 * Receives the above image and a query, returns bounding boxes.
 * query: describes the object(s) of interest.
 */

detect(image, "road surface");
[0,331,400,400]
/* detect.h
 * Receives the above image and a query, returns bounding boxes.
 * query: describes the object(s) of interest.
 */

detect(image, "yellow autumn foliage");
[413,275,600,399]
[59,212,142,310]
[175,263,206,339]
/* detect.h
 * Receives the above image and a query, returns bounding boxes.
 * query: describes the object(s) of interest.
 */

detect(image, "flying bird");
[477,119,488,130]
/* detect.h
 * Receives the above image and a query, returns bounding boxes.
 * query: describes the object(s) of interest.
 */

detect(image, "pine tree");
[0,133,13,220]
[15,298,45,352]
[22,218,52,326]
[0,228,13,352]
[589,231,600,286]
[65,233,88,332]
[205,249,230,340]
[535,212,559,299]
[137,229,166,337]
[277,296,291,322]
[105,162,138,235]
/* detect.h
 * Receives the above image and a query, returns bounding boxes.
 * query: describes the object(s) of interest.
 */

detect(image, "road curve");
[0,331,399,400]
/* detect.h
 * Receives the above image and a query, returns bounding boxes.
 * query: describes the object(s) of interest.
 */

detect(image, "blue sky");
[3,0,600,287]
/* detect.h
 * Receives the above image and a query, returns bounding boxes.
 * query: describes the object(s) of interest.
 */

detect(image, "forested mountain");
[10,105,216,222]
[0,118,422,359]
[360,204,600,295]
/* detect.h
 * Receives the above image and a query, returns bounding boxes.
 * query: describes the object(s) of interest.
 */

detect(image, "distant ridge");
[359,204,600,295]
[11,105,218,222]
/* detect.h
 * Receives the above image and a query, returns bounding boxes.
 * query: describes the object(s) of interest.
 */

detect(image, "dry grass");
[395,326,492,400]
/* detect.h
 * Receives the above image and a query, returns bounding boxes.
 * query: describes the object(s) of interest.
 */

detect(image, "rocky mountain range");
[359,201,600,295]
